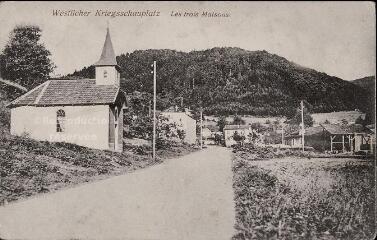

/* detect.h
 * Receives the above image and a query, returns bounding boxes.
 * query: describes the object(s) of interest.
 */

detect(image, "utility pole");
[301,100,305,153]
[152,61,156,160]
[200,107,203,149]
[148,100,151,117]
[281,125,284,145]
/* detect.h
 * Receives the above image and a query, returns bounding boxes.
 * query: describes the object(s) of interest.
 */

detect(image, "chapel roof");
[8,79,125,108]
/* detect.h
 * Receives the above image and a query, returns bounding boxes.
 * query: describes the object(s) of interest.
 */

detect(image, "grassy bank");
[232,151,375,239]
[0,131,197,205]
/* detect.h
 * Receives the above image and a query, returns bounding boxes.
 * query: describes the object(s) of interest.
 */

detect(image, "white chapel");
[8,27,126,152]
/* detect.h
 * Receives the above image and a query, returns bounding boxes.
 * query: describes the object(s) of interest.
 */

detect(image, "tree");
[217,116,227,132]
[289,105,314,127]
[251,122,267,133]
[177,128,186,143]
[233,131,245,145]
[214,133,223,145]
[232,115,245,125]
[2,25,55,90]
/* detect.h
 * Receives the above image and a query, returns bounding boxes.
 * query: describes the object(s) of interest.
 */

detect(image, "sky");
[0,1,375,80]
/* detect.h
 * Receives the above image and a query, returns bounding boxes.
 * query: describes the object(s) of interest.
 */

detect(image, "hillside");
[65,47,370,117]
[351,76,375,91]
[350,76,375,123]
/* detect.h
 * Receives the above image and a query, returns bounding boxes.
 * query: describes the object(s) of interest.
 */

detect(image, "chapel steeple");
[94,27,120,86]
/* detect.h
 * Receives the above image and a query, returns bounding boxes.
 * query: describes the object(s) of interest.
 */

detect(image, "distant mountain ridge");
[351,76,375,91]
[63,47,372,117]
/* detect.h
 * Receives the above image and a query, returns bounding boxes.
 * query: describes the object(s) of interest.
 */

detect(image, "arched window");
[114,108,118,127]
[56,109,65,133]
[104,70,108,78]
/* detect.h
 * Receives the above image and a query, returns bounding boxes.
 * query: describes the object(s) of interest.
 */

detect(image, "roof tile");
[9,79,123,107]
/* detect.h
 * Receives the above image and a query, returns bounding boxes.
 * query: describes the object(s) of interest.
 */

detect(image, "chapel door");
[114,108,119,151]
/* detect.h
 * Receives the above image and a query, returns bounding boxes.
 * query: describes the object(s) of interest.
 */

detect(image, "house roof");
[204,125,220,132]
[223,124,250,130]
[366,124,375,133]
[320,124,353,135]
[94,27,118,66]
[319,123,373,135]
[8,79,125,108]
[287,124,374,138]
[285,126,324,139]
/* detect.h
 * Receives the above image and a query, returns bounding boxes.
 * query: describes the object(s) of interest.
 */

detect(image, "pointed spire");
[94,27,117,66]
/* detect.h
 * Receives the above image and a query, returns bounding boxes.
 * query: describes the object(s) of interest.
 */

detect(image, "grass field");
[311,111,365,125]
[232,154,375,239]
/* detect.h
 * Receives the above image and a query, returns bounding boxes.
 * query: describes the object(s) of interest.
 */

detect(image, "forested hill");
[351,76,375,91]
[64,47,370,117]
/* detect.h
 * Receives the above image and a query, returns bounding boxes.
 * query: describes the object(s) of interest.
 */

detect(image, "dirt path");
[0,146,235,240]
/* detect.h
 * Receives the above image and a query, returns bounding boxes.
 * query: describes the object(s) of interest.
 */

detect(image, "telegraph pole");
[152,61,156,160]
[200,107,203,149]
[148,100,151,117]
[301,100,305,153]
[281,125,284,145]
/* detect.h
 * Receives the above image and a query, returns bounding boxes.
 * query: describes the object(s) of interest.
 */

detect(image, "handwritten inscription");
[51,9,229,18]
[171,11,230,18]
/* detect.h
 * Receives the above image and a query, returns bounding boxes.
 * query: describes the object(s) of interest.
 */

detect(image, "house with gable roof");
[285,124,375,153]
[223,124,253,147]
[8,27,127,152]
[159,106,197,144]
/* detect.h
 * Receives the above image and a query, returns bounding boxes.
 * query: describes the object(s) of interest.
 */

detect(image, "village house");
[8,27,127,152]
[284,126,324,150]
[285,124,375,154]
[202,127,212,139]
[223,124,253,147]
[160,107,197,144]
[202,125,220,145]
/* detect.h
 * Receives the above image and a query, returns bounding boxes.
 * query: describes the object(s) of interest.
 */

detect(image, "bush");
[0,102,10,129]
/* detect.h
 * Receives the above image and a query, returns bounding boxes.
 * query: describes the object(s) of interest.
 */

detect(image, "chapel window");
[56,109,65,133]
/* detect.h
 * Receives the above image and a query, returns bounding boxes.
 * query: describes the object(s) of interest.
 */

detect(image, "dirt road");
[0,146,235,240]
